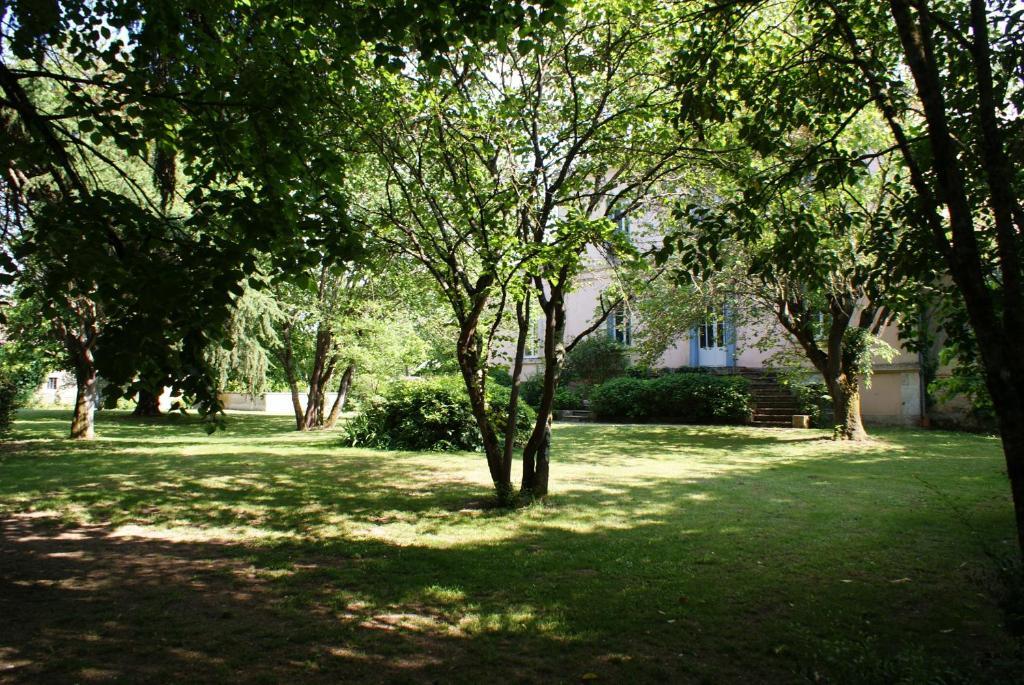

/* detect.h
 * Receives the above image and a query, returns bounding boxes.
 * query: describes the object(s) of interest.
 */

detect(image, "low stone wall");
[220,391,340,415]
[220,393,266,412]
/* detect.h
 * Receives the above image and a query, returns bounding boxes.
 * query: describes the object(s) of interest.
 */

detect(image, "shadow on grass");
[0,410,1019,683]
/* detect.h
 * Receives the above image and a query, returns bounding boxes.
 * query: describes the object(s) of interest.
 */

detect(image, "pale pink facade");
[509,214,926,426]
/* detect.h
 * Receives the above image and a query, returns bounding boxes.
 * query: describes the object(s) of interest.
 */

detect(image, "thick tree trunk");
[980,362,1024,555]
[829,376,868,441]
[454,286,511,501]
[132,388,162,417]
[324,364,354,430]
[60,298,100,440]
[70,364,97,440]
[301,327,334,431]
[994,400,1024,556]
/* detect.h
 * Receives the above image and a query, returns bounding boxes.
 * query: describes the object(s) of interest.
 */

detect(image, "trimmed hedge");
[590,372,750,424]
[343,375,536,452]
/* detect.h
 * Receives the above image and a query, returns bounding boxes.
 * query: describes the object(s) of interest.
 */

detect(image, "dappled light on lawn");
[0,410,1019,683]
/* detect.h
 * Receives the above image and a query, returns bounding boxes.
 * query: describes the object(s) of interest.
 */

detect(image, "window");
[47,377,58,390]
[613,211,631,239]
[524,319,544,358]
[609,303,632,346]
[699,310,726,349]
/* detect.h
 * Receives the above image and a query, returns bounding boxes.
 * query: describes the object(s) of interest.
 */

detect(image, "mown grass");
[0,409,1021,683]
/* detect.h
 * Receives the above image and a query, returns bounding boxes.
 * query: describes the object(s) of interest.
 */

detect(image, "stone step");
[554,409,594,422]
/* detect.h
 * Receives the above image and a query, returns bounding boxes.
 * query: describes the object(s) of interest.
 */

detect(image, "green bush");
[520,374,544,408]
[590,372,750,424]
[0,372,20,438]
[562,335,629,386]
[589,377,652,421]
[488,367,513,387]
[790,382,833,428]
[553,386,585,410]
[343,375,536,452]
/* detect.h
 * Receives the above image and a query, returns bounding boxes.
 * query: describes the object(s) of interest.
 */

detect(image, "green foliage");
[0,293,63,403]
[0,371,19,437]
[488,367,514,388]
[343,376,535,452]
[520,374,545,408]
[588,377,651,421]
[552,387,584,411]
[2,0,555,420]
[590,372,750,424]
[562,336,629,386]
[841,328,897,390]
[789,382,833,429]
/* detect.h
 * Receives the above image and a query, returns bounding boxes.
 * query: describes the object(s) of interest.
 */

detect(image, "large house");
[513,213,928,427]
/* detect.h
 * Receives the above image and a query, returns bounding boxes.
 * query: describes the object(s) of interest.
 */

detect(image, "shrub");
[0,372,20,438]
[562,335,629,386]
[343,375,536,452]
[589,377,653,421]
[553,386,585,410]
[488,367,513,387]
[590,372,750,424]
[790,382,833,428]
[651,372,750,423]
[520,374,544,408]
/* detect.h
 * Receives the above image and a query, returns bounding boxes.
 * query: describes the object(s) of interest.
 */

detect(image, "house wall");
[33,371,78,406]
[499,215,929,426]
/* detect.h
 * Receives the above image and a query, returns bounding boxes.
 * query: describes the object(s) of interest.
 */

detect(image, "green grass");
[0,409,1021,683]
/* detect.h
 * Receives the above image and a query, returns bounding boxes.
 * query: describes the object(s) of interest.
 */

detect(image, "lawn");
[0,410,1021,683]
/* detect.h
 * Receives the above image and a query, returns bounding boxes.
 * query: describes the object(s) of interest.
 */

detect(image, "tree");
[1,0,557,437]
[661,128,906,440]
[671,0,1024,549]
[360,0,700,498]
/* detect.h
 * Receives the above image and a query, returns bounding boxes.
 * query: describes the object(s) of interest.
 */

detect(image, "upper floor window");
[524,318,544,358]
[47,377,58,390]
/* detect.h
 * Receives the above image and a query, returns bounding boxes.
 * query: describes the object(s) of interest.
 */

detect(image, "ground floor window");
[699,310,726,349]
[610,303,632,346]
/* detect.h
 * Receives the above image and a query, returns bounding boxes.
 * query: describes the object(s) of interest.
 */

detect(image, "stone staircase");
[736,369,802,428]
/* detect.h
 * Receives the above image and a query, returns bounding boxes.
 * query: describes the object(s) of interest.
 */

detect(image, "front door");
[698,312,727,367]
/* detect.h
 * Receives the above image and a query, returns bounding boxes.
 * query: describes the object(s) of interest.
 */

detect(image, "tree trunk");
[992,391,1024,556]
[522,284,566,497]
[501,294,530,484]
[287,378,305,431]
[274,323,305,431]
[324,364,354,429]
[977,357,1024,554]
[70,363,97,440]
[454,287,511,501]
[132,388,162,417]
[830,376,867,441]
[301,327,333,431]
